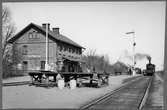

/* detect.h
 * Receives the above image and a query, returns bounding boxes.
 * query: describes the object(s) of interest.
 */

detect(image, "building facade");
[8,23,85,74]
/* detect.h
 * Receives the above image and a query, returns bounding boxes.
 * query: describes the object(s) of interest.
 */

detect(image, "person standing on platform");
[50,63,54,72]
[86,67,90,73]
[53,62,58,72]
[57,60,64,79]
[78,62,83,72]
[51,62,58,82]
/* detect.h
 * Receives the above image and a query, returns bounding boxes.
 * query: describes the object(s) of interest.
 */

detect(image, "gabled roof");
[114,61,129,68]
[8,23,85,49]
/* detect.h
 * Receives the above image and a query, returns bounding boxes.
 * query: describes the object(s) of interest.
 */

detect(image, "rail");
[81,75,145,109]
[138,74,154,109]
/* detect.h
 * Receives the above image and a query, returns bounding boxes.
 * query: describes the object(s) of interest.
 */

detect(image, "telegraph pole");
[45,23,49,70]
[126,31,136,75]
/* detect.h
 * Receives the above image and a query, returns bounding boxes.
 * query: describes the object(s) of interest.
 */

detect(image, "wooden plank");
[96,74,109,88]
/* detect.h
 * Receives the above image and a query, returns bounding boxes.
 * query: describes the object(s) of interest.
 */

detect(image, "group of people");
[49,61,63,72]
[50,60,84,73]
[127,67,134,75]
[49,59,92,74]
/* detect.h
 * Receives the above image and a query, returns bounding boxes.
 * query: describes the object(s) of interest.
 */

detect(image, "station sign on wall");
[27,55,41,58]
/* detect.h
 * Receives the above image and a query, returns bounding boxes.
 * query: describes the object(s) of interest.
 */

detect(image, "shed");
[112,61,129,75]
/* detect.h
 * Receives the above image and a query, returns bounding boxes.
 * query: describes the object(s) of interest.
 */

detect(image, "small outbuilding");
[112,61,129,75]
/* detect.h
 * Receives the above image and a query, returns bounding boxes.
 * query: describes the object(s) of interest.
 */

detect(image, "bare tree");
[2,5,18,78]
[87,49,96,71]
[82,48,114,73]
[2,5,16,56]
[104,54,110,71]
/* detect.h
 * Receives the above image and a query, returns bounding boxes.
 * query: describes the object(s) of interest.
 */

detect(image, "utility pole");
[45,23,49,71]
[126,31,136,75]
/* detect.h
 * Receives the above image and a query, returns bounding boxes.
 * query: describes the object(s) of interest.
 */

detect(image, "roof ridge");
[34,23,84,48]
[8,23,84,49]
[8,22,85,48]
[117,61,129,68]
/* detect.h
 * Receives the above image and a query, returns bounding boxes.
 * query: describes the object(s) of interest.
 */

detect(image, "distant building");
[112,61,129,75]
[8,23,85,74]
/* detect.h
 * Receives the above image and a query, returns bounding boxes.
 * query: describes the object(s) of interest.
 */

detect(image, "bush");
[3,64,25,79]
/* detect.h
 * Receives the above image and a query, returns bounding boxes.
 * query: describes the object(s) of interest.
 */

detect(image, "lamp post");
[126,31,136,75]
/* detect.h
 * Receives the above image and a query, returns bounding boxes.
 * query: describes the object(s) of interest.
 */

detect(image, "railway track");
[81,75,154,109]
[142,73,163,109]
[2,81,30,87]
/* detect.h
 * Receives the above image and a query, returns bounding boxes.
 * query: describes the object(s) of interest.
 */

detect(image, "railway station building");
[8,23,85,75]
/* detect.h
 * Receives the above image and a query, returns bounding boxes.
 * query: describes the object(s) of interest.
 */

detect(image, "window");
[79,50,81,54]
[29,31,39,39]
[62,46,65,55]
[40,61,45,70]
[58,46,61,55]
[23,45,28,55]
[36,33,40,39]
[32,31,36,38]
[62,46,64,51]
[58,45,62,52]
[64,46,66,51]
[67,48,69,56]
[69,48,71,52]
[76,50,78,58]
[58,46,61,51]
[22,61,28,72]
[29,33,32,39]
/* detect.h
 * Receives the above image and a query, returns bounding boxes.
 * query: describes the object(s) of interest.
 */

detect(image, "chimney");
[42,23,50,31]
[52,28,60,34]
[148,59,151,64]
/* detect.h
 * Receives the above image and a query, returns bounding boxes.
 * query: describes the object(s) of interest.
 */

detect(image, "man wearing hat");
[56,56,64,79]
[57,59,64,72]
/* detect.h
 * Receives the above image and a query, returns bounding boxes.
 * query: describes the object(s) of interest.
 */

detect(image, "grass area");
[122,75,143,84]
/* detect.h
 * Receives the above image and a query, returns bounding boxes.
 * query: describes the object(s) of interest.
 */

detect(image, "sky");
[3,1,166,70]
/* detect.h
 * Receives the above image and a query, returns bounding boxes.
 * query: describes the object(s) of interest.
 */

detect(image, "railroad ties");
[81,75,154,109]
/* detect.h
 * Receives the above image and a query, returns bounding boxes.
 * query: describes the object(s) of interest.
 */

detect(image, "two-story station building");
[8,23,85,74]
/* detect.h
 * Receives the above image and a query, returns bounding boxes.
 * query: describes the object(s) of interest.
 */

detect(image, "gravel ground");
[2,74,141,109]
[143,72,164,109]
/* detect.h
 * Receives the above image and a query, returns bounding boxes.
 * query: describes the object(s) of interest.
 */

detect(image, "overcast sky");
[3,2,166,70]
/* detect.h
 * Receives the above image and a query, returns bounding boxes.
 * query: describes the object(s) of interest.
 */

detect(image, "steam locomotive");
[145,59,155,76]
